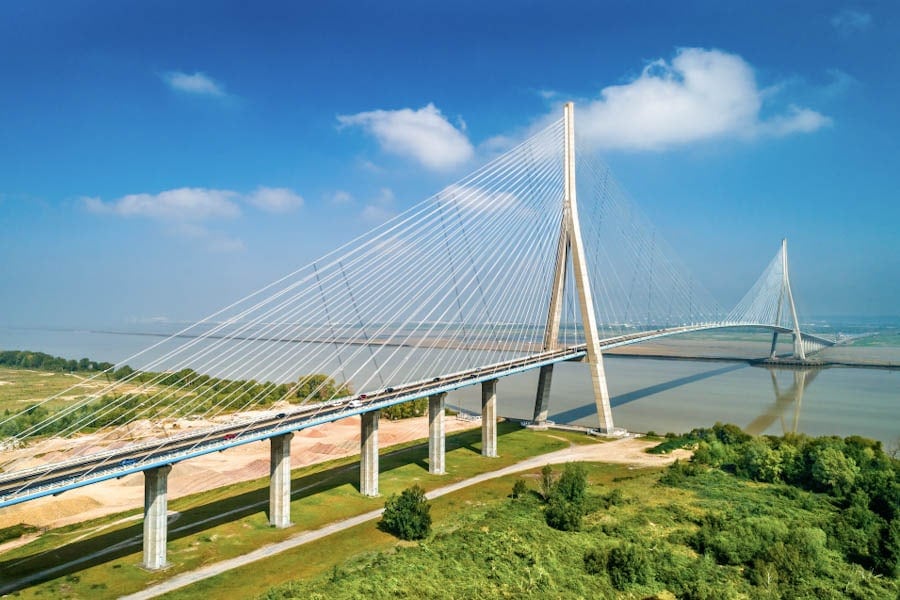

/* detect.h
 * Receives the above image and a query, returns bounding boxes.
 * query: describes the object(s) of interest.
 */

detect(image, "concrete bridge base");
[142,465,172,570]
[481,379,498,458]
[360,410,379,496]
[428,393,446,474]
[269,432,293,528]
[532,364,554,423]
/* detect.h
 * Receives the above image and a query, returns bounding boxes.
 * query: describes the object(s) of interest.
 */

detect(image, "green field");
[0,367,112,413]
[0,423,597,598]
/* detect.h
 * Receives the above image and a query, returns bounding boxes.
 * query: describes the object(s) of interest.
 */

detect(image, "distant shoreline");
[604,349,899,370]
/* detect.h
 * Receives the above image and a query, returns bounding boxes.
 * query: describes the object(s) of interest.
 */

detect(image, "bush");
[545,495,584,531]
[583,547,607,574]
[511,479,528,499]
[380,484,432,540]
[607,542,653,589]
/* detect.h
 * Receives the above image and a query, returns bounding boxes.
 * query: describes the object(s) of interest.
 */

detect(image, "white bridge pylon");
[533,102,614,432]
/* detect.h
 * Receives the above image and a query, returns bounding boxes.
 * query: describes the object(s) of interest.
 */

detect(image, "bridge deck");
[0,321,834,508]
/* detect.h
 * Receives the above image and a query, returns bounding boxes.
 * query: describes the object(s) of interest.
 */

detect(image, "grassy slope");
[248,463,896,600]
[1,423,595,599]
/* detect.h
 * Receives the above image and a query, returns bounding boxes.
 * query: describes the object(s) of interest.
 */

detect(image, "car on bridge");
[224,433,237,440]
[119,458,137,467]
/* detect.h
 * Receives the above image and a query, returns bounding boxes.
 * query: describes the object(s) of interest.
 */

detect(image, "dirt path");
[120,437,685,600]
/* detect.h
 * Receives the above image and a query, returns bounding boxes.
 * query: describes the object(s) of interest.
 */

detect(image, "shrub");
[545,495,584,531]
[511,479,528,499]
[607,542,653,589]
[380,484,432,540]
[583,547,607,574]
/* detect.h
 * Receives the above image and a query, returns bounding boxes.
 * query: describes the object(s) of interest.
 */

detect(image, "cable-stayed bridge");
[0,103,836,569]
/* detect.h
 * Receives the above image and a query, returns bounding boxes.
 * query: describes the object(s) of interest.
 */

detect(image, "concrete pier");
[532,364,554,423]
[269,432,293,528]
[481,379,498,458]
[142,465,172,570]
[428,392,446,474]
[360,410,379,496]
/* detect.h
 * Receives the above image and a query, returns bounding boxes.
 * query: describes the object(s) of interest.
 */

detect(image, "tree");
[380,484,432,540]
[811,447,859,497]
[556,463,588,504]
[545,463,589,531]
[540,464,555,501]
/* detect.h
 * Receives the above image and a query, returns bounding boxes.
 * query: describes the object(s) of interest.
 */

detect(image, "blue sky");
[1,0,897,328]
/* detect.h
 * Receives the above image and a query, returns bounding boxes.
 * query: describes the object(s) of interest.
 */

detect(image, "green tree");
[811,447,859,497]
[380,484,432,540]
[540,464,555,501]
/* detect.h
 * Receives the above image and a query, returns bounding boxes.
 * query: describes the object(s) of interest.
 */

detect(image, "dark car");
[276,412,286,419]
[120,458,137,467]
[385,387,395,393]
[432,377,441,382]
[224,433,237,440]
[358,393,368,400]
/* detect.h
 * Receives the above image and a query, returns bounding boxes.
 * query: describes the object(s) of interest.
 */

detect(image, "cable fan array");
[0,118,569,473]
[556,137,725,344]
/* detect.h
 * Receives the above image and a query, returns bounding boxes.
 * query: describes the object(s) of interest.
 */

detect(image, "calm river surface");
[2,327,898,446]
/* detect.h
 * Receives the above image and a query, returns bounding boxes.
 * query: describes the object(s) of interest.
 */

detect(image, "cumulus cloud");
[338,103,474,171]
[162,71,226,97]
[831,9,873,35]
[247,187,304,213]
[578,48,831,151]
[84,188,241,220]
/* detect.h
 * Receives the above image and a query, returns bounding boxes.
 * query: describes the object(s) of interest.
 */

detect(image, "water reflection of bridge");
[745,366,821,436]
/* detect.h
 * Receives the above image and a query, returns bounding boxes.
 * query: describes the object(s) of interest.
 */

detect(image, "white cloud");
[578,48,831,151]
[338,103,474,171]
[329,190,354,205]
[361,188,397,223]
[831,9,873,35]
[162,71,226,97]
[247,187,304,213]
[84,188,241,220]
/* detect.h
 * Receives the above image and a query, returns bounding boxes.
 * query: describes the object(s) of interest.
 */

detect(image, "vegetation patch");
[258,427,897,600]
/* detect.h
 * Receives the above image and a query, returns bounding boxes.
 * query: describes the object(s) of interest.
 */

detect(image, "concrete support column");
[269,432,293,528]
[143,465,172,570]
[428,393,446,474]
[481,379,498,458]
[360,410,379,496]
[533,364,554,423]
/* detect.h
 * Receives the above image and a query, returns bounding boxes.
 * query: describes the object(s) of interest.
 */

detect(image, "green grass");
[0,367,109,413]
[236,462,896,600]
[0,422,596,598]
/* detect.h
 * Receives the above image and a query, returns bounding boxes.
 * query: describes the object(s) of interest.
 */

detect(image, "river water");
[1,327,898,446]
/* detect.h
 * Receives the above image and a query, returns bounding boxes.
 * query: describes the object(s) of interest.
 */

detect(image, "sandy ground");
[0,414,479,533]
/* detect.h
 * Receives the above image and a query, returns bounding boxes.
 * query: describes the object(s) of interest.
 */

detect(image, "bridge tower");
[768,238,806,360]
[533,102,614,433]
